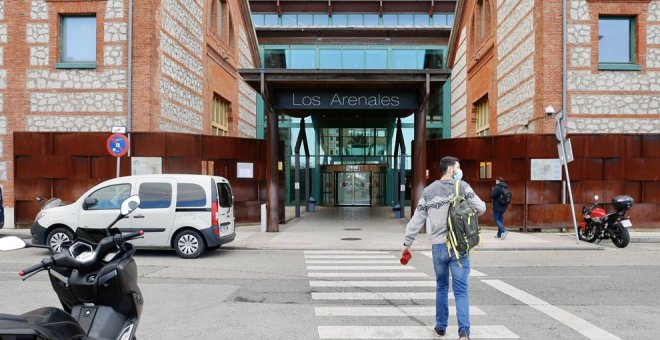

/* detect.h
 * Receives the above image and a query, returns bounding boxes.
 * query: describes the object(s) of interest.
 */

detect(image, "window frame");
[212,94,230,136]
[598,16,640,71]
[56,15,97,69]
[475,99,490,136]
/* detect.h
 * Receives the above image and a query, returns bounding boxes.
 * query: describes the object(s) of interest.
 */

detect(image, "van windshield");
[217,183,233,208]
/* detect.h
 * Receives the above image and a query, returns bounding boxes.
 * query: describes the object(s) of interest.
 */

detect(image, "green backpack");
[446,180,480,259]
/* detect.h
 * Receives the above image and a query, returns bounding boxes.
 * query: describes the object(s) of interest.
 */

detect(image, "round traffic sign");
[107,134,129,157]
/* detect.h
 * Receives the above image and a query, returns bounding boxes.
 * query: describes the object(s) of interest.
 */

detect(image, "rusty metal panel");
[16,156,73,179]
[232,180,259,201]
[527,204,574,228]
[526,181,562,204]
[566,158,604,181]
[493,135,527,159]
[624,158,660,181]
[643,181,660,203]
[165,157,202,174]
[166,133,201,157]
[642,134,660,158]
[53,133,108,156]
[53,179,103,203]
[131,133,167,156]
[526,135,558,158]
[630,203,660,227]
[492,159,527,182]
[15,201,40,225]
[14,132,53,156]
[14,179,52,201]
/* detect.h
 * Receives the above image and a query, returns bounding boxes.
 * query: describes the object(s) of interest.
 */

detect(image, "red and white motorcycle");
[578,195,633,248]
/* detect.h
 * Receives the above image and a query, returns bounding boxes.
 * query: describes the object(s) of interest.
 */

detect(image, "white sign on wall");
[131,157,162,175]
[531,159,562,181]
[237,162,254,178]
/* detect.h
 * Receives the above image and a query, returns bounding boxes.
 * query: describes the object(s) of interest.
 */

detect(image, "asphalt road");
[1,240,659,339]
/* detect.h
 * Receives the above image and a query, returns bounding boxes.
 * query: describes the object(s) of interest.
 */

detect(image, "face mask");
[453,168,463,180]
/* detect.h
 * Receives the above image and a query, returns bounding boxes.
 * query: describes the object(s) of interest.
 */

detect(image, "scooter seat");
[0,307,85,339]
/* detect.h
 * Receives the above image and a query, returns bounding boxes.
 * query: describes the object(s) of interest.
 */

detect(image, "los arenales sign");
[274,90,419,110]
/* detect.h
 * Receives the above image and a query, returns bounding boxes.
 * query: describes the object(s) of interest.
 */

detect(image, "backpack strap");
[454,180,461,199]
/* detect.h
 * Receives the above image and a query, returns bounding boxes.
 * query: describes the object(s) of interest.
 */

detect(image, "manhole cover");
[343,228,363,231]
[341,238,362,241]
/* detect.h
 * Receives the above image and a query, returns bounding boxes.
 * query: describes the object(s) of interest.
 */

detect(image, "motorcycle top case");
[612,195,634,210]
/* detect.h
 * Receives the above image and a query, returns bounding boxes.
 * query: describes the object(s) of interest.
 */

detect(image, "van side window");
[218,183,233,208]
[138,183,173,209]
[176,183,207,207]
[88,184,132,210]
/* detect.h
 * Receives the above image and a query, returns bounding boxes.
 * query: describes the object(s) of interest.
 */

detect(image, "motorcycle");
[0,195,144,340]
[578,194,634,248]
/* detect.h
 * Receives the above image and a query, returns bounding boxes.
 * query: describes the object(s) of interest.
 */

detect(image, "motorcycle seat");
[0,307,85,339]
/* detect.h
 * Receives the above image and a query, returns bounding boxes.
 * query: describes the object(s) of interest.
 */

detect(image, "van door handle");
[133,215,145,219]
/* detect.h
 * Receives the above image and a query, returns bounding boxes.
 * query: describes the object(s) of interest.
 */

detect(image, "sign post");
[106,134,130,178]
[554,110,580,244]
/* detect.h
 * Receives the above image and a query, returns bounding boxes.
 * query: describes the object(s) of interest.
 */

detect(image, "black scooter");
[0,195,144,340]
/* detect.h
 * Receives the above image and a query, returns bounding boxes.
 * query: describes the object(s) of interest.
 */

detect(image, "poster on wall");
[131,157,162,175]
[530,159,562,181]
[237,162,254,178]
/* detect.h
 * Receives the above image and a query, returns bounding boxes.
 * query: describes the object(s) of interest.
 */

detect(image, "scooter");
[0,195,144,340]
[578,194,634,248]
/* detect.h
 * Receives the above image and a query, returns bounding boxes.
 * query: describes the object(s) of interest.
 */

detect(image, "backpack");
[446,180,480,260]
[498,185,512,207]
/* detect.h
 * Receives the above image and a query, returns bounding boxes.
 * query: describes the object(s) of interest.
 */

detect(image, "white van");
[30,174,235,258]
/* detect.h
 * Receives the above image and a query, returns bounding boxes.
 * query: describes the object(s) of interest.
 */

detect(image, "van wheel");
[47,228,74,254]
[174,230,206,259]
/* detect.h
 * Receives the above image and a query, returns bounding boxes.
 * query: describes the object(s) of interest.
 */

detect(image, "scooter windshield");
[75,228,113,244]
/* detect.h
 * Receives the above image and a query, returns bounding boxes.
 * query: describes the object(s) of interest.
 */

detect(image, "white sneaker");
[501,231,509,240]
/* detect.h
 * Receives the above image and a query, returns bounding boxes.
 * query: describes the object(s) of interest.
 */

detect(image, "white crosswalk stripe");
[307,265,416,271]
[318,325,519,339]
[310,280,436,287]
[305,250,519,339]
[314,306,486,316]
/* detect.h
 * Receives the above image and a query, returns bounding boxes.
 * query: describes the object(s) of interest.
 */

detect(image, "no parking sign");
[107,134,129,157]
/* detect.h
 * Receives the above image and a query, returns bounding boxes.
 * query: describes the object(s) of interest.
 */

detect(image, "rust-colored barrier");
[14,132,285,226]
[427,134,660,230]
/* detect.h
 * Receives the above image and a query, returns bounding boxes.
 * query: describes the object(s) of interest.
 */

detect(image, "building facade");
[0,0,259,228]
[248,0,456,209]
[448,0,660,137]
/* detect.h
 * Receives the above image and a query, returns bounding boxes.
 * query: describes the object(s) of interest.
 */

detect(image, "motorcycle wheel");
[578,224,598,243]
[611,226,630,248]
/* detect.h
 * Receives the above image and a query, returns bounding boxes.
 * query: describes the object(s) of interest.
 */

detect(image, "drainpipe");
[562,0,567,127]
[127,0,134,156]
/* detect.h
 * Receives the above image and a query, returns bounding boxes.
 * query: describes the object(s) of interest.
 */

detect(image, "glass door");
[336,172,371,206]
[322,171,334,206]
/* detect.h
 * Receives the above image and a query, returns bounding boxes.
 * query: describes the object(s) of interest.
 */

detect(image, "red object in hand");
[18,270,25,277]
[400,250,412,265]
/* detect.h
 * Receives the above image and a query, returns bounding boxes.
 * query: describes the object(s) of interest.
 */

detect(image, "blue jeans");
[493,211,506,237]
[432,243,470,336]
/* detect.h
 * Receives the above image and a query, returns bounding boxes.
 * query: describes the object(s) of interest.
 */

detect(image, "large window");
[176,183,207,208]
[138,183,173,209]
[59,16,96,68]
[212,94,230,136]
[475,99,490,136]
[86,184,131,210]
[599,17,638,70]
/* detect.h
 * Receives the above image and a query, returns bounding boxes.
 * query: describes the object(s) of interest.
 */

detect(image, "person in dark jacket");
[490,177,509,240]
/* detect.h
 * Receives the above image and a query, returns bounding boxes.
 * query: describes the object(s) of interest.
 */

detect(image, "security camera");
[545,105,556,116]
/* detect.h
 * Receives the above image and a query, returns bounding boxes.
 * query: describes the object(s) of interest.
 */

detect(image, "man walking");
[401,156,486,340]
[490,177,511,240]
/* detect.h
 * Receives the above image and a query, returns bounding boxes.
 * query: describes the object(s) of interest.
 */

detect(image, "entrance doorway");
[337,172,371,206]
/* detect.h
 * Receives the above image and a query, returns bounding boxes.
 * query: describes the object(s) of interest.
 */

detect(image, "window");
[218,183,233,208]
[211,0,231,42]
[176,183,207,207]
[391,50,418,69]
[138,183,173,209]
[289,49,316,69]
[264,14,279,26]
[320,49,342,68]
[598,17,639,70]
[86,184,131,210]
[212,94,230,136]
[475,99,490,136]
[58,16,96,68]
[479,162,492,179]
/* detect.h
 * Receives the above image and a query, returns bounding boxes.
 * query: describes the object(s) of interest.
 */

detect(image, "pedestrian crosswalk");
[305,250,520,339]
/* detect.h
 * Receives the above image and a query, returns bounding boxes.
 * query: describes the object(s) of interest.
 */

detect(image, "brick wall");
[566,0,660,133]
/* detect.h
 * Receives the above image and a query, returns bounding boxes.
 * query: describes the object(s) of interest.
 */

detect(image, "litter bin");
[393,204,402,218]
[307,197,316,212]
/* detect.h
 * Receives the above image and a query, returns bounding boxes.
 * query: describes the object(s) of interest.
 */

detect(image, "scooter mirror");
[594,195,599,201]
[0,236,27,251]
[120,195,141,216]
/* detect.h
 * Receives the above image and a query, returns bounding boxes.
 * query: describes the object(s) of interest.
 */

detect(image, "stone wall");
[237,27,257,138]
[159,0,204,133]
[567,0,660,133]
[495,0,535,134]
[450,27,468,137]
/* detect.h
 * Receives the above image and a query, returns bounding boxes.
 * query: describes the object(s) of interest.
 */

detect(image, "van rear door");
[216,181,235,237]
[130,178,176,247]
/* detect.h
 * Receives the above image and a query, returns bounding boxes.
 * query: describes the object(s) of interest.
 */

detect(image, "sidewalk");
[4,206,655,250]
